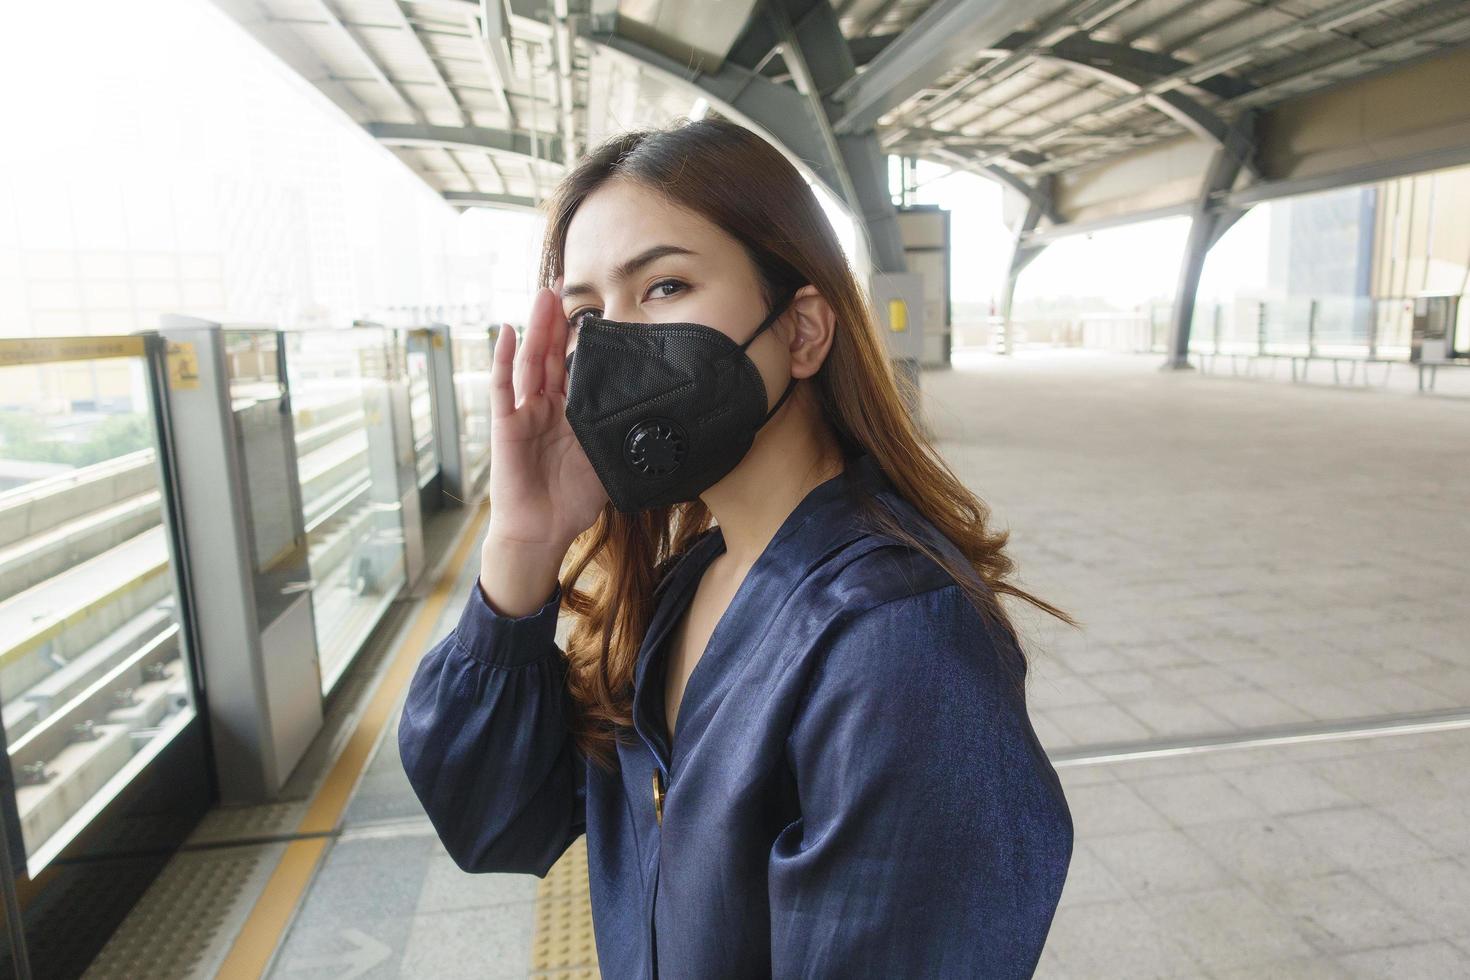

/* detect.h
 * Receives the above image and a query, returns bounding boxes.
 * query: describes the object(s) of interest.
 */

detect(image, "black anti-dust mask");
[563,290,800,513]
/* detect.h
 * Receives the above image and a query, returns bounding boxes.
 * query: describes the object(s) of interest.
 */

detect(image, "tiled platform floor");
[1042,729,1470,977]
[931,349,1468,747]
[265,348,1470,978]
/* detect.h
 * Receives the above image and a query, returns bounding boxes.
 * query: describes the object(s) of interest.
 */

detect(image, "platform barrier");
[284,326,421,695]
[0,335,205,881]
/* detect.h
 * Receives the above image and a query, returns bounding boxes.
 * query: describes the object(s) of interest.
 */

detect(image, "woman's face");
[560,177,790,400]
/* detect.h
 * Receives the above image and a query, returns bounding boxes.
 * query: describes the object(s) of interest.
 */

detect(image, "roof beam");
[367,122,564,162]
[380,0,479,193]
[471,0,519,127]
[964,0,1414,168]
[855,0,906,35]
[1223,2,1470,110]
[884,32,1254,179]
[829,0,1077,135]
[204,0,376,122]
[834,0,1099,135]
[1012,33,1254,101]
[1043,37,1254,172]
[307,0,429,125]
[846,32,901,68]
[548,0,578,166]
[891,0,1146,133]
[444,190,541,210]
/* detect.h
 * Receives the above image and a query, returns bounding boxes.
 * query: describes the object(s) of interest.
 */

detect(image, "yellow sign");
[888,298,908,332]
[0,335,145,366]
[431,332,445,349]
[167,341,201,390]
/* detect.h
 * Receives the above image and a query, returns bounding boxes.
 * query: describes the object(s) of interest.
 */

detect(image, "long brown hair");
[537,116,1077,772]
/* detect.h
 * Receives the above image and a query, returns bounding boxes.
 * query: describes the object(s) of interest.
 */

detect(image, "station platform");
[81,349,1470,978]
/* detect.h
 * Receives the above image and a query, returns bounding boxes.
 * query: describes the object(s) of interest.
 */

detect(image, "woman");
[398,116,1075,979]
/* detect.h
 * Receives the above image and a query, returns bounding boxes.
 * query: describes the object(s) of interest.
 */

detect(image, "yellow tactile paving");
[530,836,600,977]
[217,489,605,978]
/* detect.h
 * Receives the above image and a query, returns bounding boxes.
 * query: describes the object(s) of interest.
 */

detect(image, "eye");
[647,278,685,300]
[568,308,600,331]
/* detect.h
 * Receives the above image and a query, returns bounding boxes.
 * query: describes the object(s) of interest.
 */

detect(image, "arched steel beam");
[765,0,860,209]
[584,1,909,273]
[888,34,1258,181]
[959,31,1255,103]
[1043,37,1256,173]
[585,30,842,195]
[1042,35,1253,102]
[964,0,1379,172]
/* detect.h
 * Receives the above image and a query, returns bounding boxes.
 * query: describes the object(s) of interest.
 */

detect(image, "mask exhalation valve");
[624,417,688,476]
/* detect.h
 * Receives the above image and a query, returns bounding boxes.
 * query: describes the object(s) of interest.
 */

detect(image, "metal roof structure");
[210,0,1470,365]
[845,0,1470,174]
[210,0,1470,210]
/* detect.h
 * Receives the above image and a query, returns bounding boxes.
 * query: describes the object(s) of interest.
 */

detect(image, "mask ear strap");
[738,289,800,352]
[762,375,800,424]
[757,288,805,423]
[738,287,803,424]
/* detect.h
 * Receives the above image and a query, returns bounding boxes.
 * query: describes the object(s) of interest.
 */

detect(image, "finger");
[490,322,515,419]
[521,287,553,399]
[512,311,532,408]
[544,276,570,397]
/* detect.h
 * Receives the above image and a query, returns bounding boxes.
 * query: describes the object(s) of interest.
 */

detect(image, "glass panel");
[1218,299,1255,353]
[283,328,409,694]
[406,341,438,490]
[1262,298,1313,354]
[452,327,493,493]
[0,344,198,871]
[1374,297,1414,358]
[224,330,310,631]
[1313,295,1375,354]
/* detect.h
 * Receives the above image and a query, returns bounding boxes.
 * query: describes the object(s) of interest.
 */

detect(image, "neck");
[699,392,845,569]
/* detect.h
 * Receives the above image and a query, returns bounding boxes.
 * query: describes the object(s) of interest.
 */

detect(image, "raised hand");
[479,276,607,615]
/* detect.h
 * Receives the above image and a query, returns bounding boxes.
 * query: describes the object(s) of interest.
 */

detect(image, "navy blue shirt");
[398,452,1073,978]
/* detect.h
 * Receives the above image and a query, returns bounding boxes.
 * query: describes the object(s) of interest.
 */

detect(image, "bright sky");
[903,158,1270,309]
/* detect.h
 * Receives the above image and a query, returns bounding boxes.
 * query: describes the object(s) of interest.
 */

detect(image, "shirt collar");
[631,450,892,764]
[645,449,889,615]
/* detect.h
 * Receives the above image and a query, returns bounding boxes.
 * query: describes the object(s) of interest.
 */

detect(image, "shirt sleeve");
[769,582,1074,979]
[397,575,587,877]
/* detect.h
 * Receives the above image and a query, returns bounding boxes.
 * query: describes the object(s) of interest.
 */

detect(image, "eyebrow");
[560,244,696,299]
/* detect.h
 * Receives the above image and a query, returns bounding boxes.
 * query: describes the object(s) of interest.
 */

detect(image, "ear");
[784,284,835,380]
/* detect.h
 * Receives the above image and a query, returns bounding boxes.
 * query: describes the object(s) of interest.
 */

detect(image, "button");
[652,770,665,826]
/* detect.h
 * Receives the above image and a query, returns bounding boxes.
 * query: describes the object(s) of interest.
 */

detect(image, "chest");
[662,557,742,745]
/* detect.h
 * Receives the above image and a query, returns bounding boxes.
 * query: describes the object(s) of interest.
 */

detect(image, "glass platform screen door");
[0,332,211,978]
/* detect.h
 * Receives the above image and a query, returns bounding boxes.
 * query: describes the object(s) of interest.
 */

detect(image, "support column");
[764,0,907,274]
[999,174,1054,356]
[760,0,920,408]
[1163,113,1257,370]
